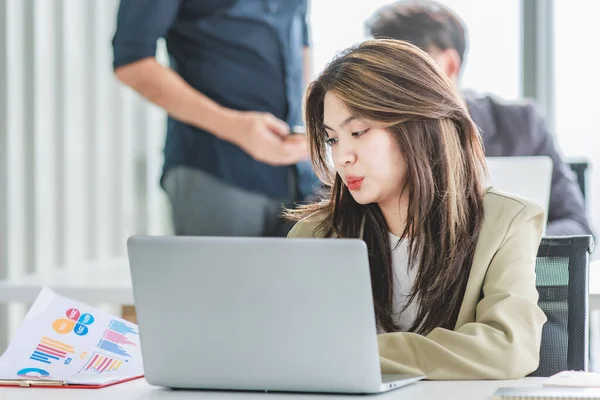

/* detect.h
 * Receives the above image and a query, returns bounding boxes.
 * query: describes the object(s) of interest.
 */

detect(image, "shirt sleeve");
[112,0,183,69]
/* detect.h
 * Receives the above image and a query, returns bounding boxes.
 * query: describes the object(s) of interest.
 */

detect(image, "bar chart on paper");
[96,319,140,358]
[80,352,126,374]
[29,336,75,365]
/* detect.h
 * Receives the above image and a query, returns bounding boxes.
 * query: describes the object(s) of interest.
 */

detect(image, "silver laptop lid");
[127,236,383,393]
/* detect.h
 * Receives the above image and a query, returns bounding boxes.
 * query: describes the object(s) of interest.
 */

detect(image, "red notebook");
[0,374,144,389]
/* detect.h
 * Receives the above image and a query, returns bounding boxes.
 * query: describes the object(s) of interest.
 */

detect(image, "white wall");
[553,0,600,244]
[309,0,522,100]
[0,0,171,351]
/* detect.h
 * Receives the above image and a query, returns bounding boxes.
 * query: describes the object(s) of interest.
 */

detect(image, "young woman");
[286,39,546,380]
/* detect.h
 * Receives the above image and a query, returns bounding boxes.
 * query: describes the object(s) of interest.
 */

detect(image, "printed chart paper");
[0,287,143,384]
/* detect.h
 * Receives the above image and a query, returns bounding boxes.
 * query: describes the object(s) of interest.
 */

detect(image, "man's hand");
[220,111,308,166]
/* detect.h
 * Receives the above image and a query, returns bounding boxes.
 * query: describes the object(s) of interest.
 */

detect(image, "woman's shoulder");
[287,211,330,238]
[482,186,546,231]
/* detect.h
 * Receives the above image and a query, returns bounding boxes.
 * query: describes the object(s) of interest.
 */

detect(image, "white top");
[390,233,419,332]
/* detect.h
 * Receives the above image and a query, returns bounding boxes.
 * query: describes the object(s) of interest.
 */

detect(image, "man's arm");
[115,58,235,142]
[112,0,232,138]
[525,103,594,237]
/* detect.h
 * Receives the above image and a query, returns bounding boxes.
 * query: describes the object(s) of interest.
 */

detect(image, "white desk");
[0,258,133,305]
[0,378,543,400]
[0,259,596,397]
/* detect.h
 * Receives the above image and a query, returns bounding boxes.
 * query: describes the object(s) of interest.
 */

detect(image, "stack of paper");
[493,371,600,400]
[544,371,600,388]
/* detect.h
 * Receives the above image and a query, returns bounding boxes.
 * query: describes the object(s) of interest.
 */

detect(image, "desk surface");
[0,378,543,400]
[0,258,599,306]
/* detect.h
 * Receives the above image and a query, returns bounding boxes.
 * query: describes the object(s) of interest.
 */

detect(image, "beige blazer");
[287,187,547,380]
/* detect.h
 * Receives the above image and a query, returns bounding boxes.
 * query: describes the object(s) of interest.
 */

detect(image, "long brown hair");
[287,39,487,335]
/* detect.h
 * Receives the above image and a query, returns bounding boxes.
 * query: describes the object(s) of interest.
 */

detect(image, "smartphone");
[290,125,306,135]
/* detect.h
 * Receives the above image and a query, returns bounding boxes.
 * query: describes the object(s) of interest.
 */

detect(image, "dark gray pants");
[163,166,295,237]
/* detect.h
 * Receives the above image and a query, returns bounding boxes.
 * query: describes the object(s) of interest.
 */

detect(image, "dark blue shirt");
[112,0,319,200]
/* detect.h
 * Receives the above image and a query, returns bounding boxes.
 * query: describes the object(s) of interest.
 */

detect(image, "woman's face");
[323,92,408,208]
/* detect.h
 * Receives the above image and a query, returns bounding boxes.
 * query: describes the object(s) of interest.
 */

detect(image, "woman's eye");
[352,129,368,137]
[325,137,338,146]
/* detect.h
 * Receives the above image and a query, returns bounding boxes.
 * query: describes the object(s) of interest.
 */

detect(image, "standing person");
[112,0,320,237]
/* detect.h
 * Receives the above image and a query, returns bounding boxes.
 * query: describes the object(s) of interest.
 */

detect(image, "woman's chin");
[349,191,375,205]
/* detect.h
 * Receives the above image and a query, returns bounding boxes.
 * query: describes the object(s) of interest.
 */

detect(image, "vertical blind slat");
[33,0,58,275]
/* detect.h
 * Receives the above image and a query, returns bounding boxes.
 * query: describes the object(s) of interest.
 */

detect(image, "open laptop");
[485,156,553,213]
[126,236,425,394]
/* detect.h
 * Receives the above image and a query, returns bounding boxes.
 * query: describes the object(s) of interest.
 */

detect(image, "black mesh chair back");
[529,235,594,377]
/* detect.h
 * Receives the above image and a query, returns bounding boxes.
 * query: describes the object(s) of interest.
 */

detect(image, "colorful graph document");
[0,287,143,387]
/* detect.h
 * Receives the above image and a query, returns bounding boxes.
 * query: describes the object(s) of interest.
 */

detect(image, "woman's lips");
[346,177,364,190]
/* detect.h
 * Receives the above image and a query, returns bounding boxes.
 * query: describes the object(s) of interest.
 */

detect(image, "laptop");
[126,236,425,394]
[485,156,553,213]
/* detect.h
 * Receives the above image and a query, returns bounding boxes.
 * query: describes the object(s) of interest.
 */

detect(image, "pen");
[0,378,67,387]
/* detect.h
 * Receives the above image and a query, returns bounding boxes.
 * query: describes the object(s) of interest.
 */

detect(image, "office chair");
[567,159,589,206]
[529,235,594,377]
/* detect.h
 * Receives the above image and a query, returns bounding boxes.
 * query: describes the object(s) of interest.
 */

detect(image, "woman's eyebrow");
[323,116,359,131]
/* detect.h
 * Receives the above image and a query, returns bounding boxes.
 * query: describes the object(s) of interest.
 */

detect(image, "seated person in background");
[286,40,546,379]
[365,0,592,237]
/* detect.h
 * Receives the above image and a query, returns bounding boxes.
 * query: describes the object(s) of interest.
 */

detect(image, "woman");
[286,39,546,380]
